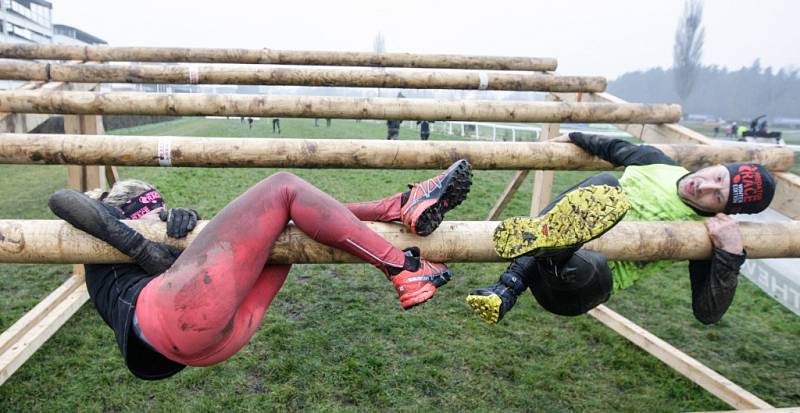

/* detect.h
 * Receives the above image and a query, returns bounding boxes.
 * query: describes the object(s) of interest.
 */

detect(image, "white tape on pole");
[478,72,489,90]
[188,67,199,84]
[157,138,172,166]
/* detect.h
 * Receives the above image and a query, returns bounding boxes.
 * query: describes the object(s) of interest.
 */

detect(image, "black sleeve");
[568,132,677,167]
[688,248,746,324]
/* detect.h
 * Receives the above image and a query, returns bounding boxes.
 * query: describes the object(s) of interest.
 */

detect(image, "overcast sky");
[52,0,798,79]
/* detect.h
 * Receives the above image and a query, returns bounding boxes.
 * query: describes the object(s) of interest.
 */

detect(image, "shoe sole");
[465,293,503,324]
[493,185,630,259]
[415,160,473,236]
[400,283,437,309]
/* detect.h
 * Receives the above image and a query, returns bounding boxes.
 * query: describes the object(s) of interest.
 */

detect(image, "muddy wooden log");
[0,91,682,123]
[0,61,606,92]
[0,43,557,71]
[1,220,799,264]
[0,134,793,172]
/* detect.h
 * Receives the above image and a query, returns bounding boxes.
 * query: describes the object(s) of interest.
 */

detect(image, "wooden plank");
[486,170,530,220]
[588,305,773,410]
[0,274,84,355]
[0,284,89,386]
[104,165,119,187]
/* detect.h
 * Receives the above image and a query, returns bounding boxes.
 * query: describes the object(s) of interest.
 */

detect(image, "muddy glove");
[132,241,183,275]
[48,189,182,275]
[158,208,200,238]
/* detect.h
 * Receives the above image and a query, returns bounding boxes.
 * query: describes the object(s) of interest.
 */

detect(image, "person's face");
[677,165,729,213]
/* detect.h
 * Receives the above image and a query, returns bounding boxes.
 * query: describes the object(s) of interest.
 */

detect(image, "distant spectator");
[314,118,320,127]
[387,120,402,140]
[247,118,254,129]
[417,121,432,141]
[713,125,719,137]
[272,118,281,134]
[326,118,332,128]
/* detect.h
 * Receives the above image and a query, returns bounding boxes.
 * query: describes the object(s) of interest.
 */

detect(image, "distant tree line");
[609,61,800,121]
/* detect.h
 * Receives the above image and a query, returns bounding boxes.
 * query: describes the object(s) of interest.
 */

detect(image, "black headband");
[119,190,164,219]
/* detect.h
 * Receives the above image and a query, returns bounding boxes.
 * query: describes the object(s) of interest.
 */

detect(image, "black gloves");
[158,208,200,239]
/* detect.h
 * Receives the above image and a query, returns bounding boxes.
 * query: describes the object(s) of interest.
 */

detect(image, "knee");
[528,250,613,317]
[268,171,299,184]
[262,171,306,191]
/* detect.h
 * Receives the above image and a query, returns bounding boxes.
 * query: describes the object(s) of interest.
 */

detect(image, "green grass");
[1,118,799,412]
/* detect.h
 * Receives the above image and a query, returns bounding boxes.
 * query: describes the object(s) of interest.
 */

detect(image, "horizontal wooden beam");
[589,305,773,410]
[0,43,557,71]
[0,91,682,124]
[1,220,800,264]
[0,61,605,93]
[0,134,792,171]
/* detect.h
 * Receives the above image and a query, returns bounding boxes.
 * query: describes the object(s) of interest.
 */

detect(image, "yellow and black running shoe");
[493,185,630,259]
[465,270,529,324]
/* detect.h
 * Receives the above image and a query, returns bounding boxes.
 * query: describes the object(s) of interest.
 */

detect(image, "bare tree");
[373,32,386,54]
[673,0,705,102]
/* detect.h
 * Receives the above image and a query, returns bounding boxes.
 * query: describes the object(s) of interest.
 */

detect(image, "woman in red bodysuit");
[48,160,472,380]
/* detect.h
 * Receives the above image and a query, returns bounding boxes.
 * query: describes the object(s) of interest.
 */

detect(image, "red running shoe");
[390,248,452,309]
[401,159,472,236]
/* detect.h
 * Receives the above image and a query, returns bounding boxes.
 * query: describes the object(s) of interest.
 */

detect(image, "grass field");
[1,118,798,412]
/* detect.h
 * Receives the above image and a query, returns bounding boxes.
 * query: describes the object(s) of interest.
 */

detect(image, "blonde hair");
[85,179,159,207]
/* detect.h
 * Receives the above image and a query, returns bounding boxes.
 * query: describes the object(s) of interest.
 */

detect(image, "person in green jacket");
[467,132,776,325]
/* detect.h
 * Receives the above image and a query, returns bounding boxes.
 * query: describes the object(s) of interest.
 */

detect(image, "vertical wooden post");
[63,110,108,276]
[530,94,561,216]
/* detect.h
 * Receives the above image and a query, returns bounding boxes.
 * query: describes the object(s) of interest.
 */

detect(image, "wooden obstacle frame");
[0,45,797,411]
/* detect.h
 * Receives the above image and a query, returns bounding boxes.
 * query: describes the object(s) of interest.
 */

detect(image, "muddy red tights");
[135,172,404,366]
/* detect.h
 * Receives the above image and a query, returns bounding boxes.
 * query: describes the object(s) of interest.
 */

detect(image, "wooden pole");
[2,220,800,264]
[486,171,530,220]
[0,91,683,124]
[0,43,558,71]
[589,305,773,410]
[0,61,606,93]
[0,134,792,171]
[0,275,88,386]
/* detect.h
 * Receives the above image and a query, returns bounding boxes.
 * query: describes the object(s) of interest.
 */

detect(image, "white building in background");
[53,23,106,46]
[0,0,106,90]
[0,0,53,44]
[0,1,105,46]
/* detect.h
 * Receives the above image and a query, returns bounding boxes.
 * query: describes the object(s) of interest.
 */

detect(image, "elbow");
[48,189,77,215]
